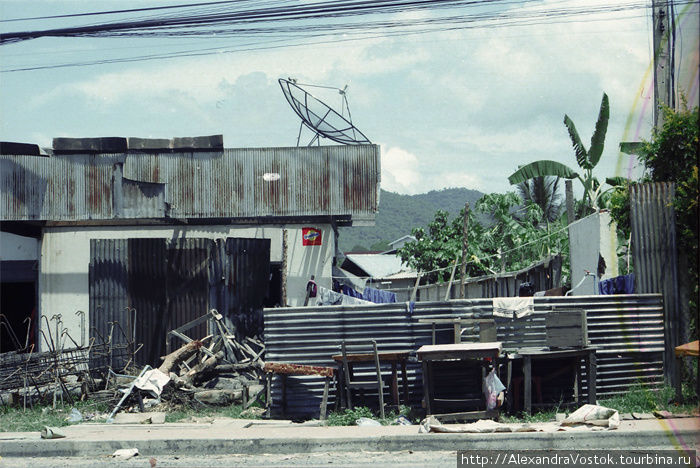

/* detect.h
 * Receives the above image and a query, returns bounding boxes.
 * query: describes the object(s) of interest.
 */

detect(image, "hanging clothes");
[598,274,635,295]
[316,286,372,306]
[341,285,364,299]
[492,296,534,319]
[362,287,397,304]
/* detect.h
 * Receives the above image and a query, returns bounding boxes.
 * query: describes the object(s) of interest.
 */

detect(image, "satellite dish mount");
[279,78,371,146]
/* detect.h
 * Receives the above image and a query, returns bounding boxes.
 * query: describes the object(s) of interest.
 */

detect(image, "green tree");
[516,175,563,223]
[638,104,699,342]
[397,193,569,283]
[508,93,613,214]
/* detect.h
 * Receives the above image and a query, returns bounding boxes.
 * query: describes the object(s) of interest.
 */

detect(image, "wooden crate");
[545,309,588,348]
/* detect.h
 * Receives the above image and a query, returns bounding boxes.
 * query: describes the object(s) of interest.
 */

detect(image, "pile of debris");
[0,313,138,407]
[104,310,266,417]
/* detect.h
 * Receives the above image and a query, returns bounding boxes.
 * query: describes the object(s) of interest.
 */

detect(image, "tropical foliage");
[397,192,569,283]
[516,176,563,223]
[638,104,699,338]
[508,93,614,215]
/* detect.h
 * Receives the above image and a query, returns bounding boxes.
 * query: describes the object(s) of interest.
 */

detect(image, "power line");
[2,0,692,72]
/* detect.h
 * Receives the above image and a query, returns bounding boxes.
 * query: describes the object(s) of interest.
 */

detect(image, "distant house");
[339,248,417,293]
[0,136,380,365]
[387,235,416,252]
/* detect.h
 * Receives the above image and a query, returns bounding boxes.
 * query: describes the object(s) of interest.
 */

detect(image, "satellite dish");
[279,78,371,146]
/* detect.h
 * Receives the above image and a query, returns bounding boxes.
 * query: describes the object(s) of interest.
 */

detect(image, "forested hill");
[338,187,484,253]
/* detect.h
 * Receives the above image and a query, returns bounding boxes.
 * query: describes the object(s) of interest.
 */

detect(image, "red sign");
[302,227,322,246]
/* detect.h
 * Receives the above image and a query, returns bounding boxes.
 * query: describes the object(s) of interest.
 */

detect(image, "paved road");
[2,446,692,468]
[3,450,456,467]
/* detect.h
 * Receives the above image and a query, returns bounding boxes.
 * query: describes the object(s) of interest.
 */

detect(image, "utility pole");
[652,0,673,127]
[459,202,470,298]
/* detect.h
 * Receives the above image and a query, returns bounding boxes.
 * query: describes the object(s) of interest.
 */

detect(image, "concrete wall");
[38,224,335,349]
[569,211,618,295]
[0,231,38,261]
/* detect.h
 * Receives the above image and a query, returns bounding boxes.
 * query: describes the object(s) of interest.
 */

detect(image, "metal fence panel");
[630,182,683,383]
[264,294,663,417]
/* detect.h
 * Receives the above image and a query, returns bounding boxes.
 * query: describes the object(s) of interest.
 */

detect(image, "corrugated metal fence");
[264,294,663,417]
[387,256,563,302]
[630,182,684,386]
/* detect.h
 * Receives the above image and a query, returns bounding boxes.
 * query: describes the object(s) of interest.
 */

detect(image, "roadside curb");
[1,428,697,458]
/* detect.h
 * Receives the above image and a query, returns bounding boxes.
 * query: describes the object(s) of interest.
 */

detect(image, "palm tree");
[508,93,610,212]
[516,175,563,223]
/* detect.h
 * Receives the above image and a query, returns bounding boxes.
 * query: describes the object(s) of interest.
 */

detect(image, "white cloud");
[381,145,422,194]
[381,145,484,194]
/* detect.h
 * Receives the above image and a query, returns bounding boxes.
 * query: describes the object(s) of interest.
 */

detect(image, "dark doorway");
[90,236,271,367]
[265,263,283,308]
[0,282,35,353]
[0,260,37,353]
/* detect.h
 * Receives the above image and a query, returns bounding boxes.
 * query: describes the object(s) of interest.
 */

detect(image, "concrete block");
[53,137,127,153]
[194,389,241,405]
[171,134,223,150]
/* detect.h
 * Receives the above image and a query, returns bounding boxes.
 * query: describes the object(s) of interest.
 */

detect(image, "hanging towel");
[492,296,534,319]
[362,287,397,304]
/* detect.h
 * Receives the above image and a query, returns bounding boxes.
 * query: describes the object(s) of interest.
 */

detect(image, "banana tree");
[508,93,610,212]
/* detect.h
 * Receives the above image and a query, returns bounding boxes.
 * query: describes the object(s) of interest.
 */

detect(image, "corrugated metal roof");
[343,253,408,278]
[0,145,380,223]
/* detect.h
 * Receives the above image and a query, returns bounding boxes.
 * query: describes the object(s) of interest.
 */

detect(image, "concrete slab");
[112,413,166,424]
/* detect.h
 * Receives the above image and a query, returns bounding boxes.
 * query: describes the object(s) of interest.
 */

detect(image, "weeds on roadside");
[0,400,110,432]
[599,382,698,414]
[326,405,413,426]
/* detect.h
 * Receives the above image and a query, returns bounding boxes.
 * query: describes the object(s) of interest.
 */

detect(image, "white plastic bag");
[482,369,506,410]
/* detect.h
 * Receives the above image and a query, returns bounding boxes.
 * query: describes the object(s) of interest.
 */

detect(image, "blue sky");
[1,1,696,196]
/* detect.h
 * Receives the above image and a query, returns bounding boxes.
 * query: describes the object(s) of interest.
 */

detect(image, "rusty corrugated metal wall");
[630,182,684,386]
[90,236,270,367]
[89,239,130,370]
[264,294,664,418]
[0,145,380,223]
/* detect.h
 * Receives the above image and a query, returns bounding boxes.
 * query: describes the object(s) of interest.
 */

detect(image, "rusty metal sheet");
[1,145,380,223]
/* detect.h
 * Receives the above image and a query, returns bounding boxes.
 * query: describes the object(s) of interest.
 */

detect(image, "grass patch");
[326,405,413,426]
[599,383,698,415]
[499,409,558,424]
[164,404,263,423]
[0,400,110,432]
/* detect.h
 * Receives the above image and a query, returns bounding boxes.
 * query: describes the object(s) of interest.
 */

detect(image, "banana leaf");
[508,160,579,185]
[587,93,609,168]
[563,115,589,169]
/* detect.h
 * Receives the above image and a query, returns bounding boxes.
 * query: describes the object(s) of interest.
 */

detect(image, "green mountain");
[339,187,484,253]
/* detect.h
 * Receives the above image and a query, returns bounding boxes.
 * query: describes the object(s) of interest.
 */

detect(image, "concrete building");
[0,137,380,364]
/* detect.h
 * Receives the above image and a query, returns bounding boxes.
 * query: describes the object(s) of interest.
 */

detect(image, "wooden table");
[417,343,501,421]
[504,347,597,414]
[417,318,496,344]
[331,351,410,409]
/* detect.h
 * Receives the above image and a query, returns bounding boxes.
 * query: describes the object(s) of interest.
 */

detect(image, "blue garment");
[341,285,364,299]
[362,287,397,304]
[598,273,635,295]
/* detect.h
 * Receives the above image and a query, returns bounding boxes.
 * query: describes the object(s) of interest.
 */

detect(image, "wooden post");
[281,229,288,306]
[410,272,421,303]
[460,202,470,298]
[652,0,672,127]
[444,257,459,301]
[565,180,575,224]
